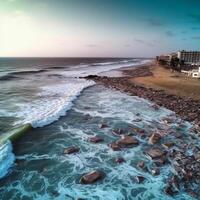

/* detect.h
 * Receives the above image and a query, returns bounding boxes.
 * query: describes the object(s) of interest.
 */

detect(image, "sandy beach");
[133,63,200,100]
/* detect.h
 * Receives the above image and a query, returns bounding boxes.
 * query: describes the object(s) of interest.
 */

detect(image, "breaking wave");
[15,80,95,128]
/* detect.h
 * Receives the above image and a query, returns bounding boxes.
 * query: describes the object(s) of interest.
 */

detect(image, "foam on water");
[15,79,95,128]
[60,59,152,78]
[0,86,197,200]
[0,58,151,181]
[0,141,15,179]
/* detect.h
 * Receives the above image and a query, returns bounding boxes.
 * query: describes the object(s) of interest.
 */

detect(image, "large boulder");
[64,146,80,154]
[80,170,104,184]
[116,135,139,148]
[145,148,165,160]
[89,136,104,143]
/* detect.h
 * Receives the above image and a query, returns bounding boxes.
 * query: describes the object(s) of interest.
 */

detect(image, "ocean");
[0,58,197,200]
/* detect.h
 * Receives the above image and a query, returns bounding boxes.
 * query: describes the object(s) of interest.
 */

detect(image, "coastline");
[85,61,200,130]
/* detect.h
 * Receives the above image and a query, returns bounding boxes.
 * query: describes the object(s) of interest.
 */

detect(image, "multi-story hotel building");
[177,50,200,65]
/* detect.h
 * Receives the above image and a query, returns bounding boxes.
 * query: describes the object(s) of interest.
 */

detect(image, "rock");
[170,175,180,190]
[194,152,200,161]
[137,161,147,171]
[132,118,142,122]
[151,104,160,110]
[112,129,124,136]
[98,123,108,129]
[116,135,139,148]
[115,157,125,164]
[173,132,182,138]
[150,168,160,176]
[146,148,165,160]
[64,146,80,154]
[186,189,198,198]
[80,170,104,184]
[109,142,121,151]
[84,75,98,79]
[153,158,166,166]
[84,114,92,120]
[162,142,174,149]
[164,185,178,196]
[89,136,104,143]
[148,133,161,144]
[134,176,145,183]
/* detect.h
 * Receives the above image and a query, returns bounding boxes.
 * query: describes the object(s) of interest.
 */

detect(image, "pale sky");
[0,0,200,57]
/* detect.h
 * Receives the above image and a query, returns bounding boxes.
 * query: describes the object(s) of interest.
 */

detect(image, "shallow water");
[0,85,198,200]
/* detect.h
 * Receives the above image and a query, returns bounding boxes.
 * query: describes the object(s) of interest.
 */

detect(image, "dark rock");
[84,114,92,120]
[84,75,98,79]
[146,148,165,160]
[80,170,104,184]
[162,142,174,149]
[150,168,160,176]
[112,129,125,136]
[164,185,178,196]
[109,142,121,151]
[151,104,160,110]
[98,123,108,129]
[132,118,142,122]
[173,132,182,138]
[134,176,145,183]
[153,157,166,166]
[186,189,198,198]
[194,152,200,161]
[116,135,139,148]
[115,157,125,164]
[137,161,147,171]
[64,146,80,154]
[89,136,104,143]
[148,133,161,144]
[170,175,180,190]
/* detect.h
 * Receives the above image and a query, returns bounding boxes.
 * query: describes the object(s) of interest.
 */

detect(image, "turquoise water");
[0,86,198,200]
[0,58,199,199]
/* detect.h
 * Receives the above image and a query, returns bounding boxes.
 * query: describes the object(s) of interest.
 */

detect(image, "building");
[177,50,200,65]
[181,67,200,78]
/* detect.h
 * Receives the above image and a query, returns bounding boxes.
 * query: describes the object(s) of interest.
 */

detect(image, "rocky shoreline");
[84,64,200,130]
[79,64,200,198]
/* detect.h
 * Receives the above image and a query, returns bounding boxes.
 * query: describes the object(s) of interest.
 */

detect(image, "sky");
[0,0,200,57]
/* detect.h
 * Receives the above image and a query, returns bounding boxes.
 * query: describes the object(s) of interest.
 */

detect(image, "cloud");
[134,39,155,47]
[145,18,164,27]
[191,36,200,40]
[166,31,175,37]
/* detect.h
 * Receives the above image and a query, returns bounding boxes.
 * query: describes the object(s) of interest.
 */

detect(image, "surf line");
[0,124,32,144]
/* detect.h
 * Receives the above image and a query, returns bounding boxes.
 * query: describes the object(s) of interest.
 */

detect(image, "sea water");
[0,58,198,200]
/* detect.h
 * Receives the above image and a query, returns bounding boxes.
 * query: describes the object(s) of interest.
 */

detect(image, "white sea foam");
[13,59,151,128]
[60,59,152,78]
[0,141,15,179]
[15,79,95,128]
